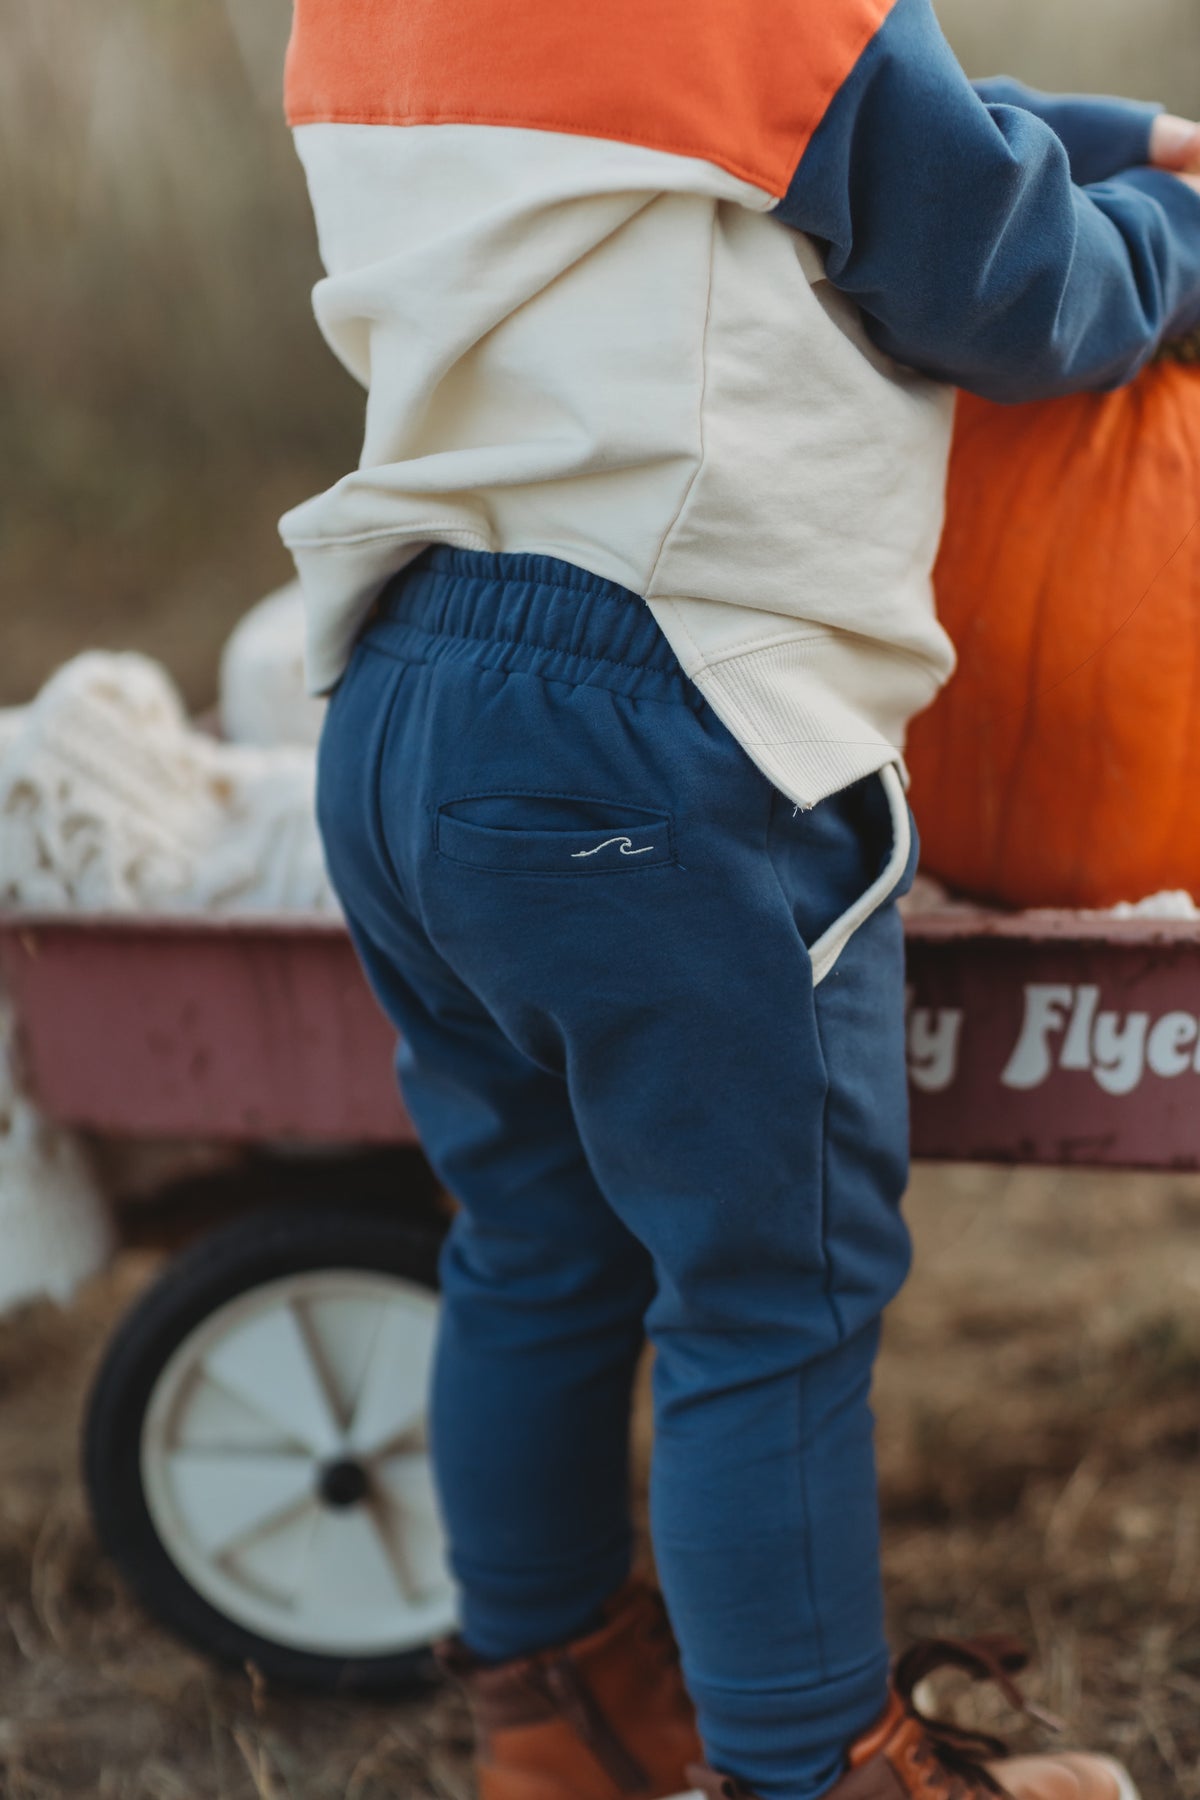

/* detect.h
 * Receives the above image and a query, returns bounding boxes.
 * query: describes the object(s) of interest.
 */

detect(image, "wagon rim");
[139,1268,456,1655]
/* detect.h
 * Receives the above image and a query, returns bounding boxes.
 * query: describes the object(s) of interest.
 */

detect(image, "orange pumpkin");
[906,335,1200,909]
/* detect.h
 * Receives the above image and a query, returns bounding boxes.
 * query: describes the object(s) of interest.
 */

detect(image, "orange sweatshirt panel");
[284,0,896,200]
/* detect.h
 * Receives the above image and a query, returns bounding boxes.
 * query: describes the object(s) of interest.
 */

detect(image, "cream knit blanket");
[0,620,336,1311]
[0,648,336,915]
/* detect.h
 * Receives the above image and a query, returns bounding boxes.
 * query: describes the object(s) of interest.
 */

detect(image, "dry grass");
[876,1166,1200,1798]
[2,1166,1198,1797]
[0,1256,473,1800]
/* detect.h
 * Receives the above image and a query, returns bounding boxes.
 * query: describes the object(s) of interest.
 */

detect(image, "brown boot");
[688,1637,1139,1800]
[438,1576,703,1800]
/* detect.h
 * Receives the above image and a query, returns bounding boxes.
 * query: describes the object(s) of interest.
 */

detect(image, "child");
[280,3,1200,1796]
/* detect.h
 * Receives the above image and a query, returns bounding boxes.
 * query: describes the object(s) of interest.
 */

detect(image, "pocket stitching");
[433,790,677,876]
[366,662,417,906]
[760,767,910,987]
[437,787,668,812]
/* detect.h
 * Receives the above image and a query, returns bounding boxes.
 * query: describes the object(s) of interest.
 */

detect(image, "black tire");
[84,1199,450,1694]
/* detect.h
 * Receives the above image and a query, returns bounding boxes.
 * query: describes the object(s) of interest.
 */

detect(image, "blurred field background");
[0,0,350,706]
[3,3,1200,1797]
[3,0,1200,708]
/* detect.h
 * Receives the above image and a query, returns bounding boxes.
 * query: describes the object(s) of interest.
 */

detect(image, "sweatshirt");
[280,0,1200,809]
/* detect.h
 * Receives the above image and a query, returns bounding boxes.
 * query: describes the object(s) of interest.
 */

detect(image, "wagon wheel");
[84,1201,456,1691]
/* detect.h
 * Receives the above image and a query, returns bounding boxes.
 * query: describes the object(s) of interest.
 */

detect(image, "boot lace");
[893,1635,1065,1800]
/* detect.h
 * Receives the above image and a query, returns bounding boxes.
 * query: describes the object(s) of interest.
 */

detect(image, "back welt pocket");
[434,793,676,876]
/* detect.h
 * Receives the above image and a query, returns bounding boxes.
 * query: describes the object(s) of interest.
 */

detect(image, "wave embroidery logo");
[571,836,654,860]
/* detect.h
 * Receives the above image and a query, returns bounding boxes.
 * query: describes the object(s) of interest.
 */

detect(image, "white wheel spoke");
[165,1450,317,1557]
[299,1293,385,1428]
[346,1295,437,1456]
[296,1505,410,1619]
[203,1304,344,1457]
[228,1502,321,1607]
[159,1369,292,1452]
[375,1451,450,1601]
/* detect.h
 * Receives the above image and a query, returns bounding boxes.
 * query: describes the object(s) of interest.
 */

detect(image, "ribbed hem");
[648,601,944,810]
[693,1649,892,1800]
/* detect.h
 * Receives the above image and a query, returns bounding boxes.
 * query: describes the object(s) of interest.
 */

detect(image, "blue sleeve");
[971,77,1161,187]
[775,0,1200,400]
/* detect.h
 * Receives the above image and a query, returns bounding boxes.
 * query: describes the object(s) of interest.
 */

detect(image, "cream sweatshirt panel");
[282,123,956,808]
[645,200,955,802]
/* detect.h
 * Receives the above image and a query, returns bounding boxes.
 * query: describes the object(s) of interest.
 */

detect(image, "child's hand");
[1150,113,1200,175]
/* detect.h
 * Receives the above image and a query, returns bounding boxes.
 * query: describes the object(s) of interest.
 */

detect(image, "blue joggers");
[315,548,918,1800]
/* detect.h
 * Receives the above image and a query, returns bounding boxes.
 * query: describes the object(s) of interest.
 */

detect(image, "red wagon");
[2,907,1198,1691]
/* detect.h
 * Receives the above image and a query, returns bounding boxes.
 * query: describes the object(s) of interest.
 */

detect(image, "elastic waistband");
[362,547,701,706]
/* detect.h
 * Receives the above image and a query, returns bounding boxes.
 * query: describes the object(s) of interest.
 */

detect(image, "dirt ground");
[1,1161,1197,1800]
